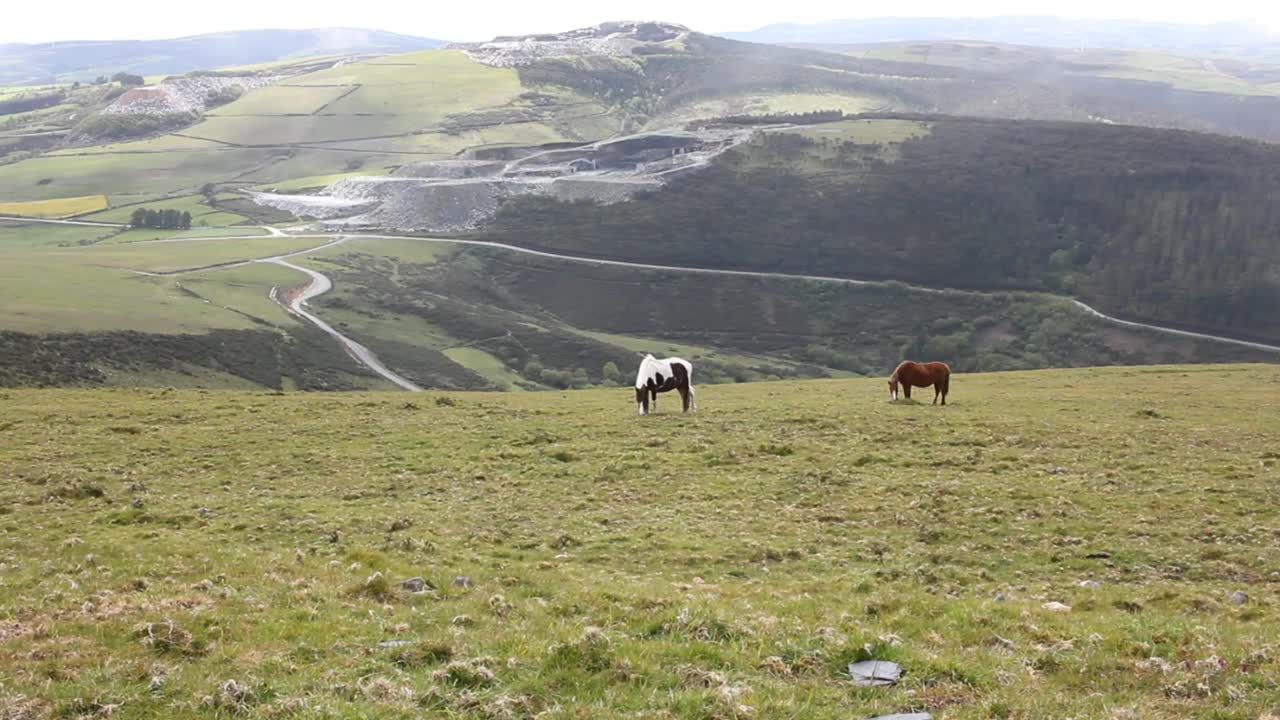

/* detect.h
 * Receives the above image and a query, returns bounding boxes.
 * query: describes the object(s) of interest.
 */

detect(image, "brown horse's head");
[888,377,899,401]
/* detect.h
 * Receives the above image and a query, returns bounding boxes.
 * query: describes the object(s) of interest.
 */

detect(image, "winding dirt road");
[0,215,127,229]
[266,252,423,392]
[22,212,1279,391]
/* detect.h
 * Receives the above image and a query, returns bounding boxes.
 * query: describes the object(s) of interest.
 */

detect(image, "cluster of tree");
[130,208,192,229]
[94,72,144,86]
[70,111,198,142]
[485,115,1280,343]
[205,85,244,108]
[0,91,65,117]
[712,109,846,126]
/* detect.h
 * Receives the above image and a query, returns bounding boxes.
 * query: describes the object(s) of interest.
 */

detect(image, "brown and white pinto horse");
[634,354,697,415]
[888,360,951,405]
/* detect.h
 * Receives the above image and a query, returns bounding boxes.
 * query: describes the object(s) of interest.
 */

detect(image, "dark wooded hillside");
[486,116,1280,343]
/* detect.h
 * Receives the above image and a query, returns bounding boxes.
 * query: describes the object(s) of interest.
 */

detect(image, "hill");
[485,115,1280,346]
[724,16,1280,61]
[2,365,1279,717]
[2,25,1280,390]
[0,28,444,85]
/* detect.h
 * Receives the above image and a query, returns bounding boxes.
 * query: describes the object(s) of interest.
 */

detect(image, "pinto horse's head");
[888,377,899,401]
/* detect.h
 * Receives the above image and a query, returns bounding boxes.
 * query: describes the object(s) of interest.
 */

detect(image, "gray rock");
[400,577,434,593]
[848,660,902,686]
[1229,590,1249,605]
[453,575,472,588]
[377,640,412,648]
[867,714,931,720]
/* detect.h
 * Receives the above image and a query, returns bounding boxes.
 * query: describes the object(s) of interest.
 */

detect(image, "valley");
[2,22,1279,391]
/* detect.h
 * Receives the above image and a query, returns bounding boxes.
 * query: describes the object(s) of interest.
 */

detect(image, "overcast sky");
[4,0,1278,44]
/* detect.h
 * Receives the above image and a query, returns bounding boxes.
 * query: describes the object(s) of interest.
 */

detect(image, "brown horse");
[888,361,951,405]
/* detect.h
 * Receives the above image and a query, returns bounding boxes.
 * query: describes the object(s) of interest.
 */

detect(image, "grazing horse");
[888,360,951,405]
[634,354,697,415]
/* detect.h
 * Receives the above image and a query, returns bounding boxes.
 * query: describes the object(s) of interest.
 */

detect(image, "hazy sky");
[4,0,1278,44]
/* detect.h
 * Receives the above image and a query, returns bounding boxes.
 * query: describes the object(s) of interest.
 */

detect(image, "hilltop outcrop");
[452,22,691,67]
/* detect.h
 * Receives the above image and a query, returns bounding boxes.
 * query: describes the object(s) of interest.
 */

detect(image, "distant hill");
[487,115,1280,346]
[723,16,1280,62]
[0,28,444,85]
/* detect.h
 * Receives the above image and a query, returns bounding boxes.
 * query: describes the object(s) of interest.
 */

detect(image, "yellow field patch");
[0,194,109,218]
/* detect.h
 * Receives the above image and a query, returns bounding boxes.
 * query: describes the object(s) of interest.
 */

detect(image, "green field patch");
[179,262,302,327]
[230,148,406,186]
[656,91,884,128]
[99,226,270,244]
[0,236,326,332]
[78,235,322,272]
[443,346,529,390]
[0,219,119,248]
[44,133,224,156]
[81,193,213,223]
[788,117,933,144]
[0,147,269,201]
[208,84,356,116]
[315,236,455,264]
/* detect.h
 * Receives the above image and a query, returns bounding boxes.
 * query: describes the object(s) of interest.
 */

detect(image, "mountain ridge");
[0,28,445,85]
[723,15,1280,61]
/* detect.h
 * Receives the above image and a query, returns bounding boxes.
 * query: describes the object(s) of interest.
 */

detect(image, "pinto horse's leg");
[678,385,690,412]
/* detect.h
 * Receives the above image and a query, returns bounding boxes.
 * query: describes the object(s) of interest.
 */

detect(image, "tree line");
[130,208,192,229]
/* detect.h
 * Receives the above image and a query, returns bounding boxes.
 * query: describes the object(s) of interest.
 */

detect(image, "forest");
[486,116,1280,343]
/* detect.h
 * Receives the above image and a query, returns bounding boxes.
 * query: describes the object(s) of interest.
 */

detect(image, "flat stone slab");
[868,714,932,720]
[377,640,413,648]
[848,660,902,686]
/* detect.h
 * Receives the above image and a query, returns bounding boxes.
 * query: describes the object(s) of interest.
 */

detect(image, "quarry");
[249,127,749,232]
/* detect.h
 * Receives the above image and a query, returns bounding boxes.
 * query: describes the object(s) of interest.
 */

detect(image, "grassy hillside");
[4,218,1266,391]
[2,366,1278,718]
[10,28,1280,208]
[0,49,618,205]
[486,115,1280,345]
[302,242,1272,386]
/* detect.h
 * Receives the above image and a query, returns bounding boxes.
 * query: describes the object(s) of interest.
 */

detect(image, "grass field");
[0,148,269,202]
[0,365,1277,719]
[0,228,325,332]
[0,194,108,218]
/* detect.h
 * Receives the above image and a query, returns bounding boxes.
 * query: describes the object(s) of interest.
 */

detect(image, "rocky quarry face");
[451,21,691,68]
[103,74,282,115]
[249,128,749,233]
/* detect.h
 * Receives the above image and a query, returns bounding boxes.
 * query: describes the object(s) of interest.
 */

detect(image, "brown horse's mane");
[889,360,913,382]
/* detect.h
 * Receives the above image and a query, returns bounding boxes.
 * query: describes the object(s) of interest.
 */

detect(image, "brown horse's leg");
[903,384,911,400]
[933,383,940,405]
